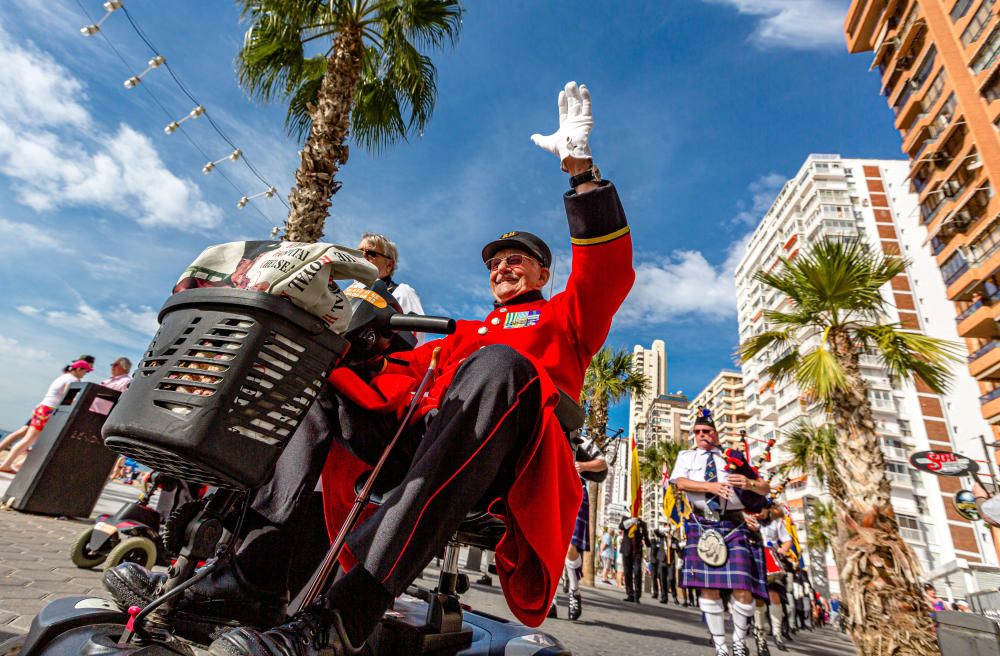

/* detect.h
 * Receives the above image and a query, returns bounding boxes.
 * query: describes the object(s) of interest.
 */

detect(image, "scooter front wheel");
[105,536,157,570]
[69,529,106,569]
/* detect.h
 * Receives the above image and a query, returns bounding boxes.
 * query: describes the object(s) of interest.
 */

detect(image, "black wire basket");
[103,289,350,490]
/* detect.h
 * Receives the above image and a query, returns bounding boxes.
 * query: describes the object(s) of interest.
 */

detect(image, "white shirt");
[760,518,792,548]
[672,447,745,512]
[391,283,423,316]
[39,373,79,408]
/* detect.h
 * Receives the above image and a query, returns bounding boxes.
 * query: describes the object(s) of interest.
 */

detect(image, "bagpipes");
[696,407,771,513]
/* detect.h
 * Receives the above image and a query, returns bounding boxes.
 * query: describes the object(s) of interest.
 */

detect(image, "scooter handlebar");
[388,314,456,335]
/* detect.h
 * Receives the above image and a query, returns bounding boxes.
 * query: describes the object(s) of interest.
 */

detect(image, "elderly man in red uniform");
[107,81,633,656]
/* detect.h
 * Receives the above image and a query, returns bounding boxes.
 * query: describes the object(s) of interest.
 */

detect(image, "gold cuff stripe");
[570,226,630,246]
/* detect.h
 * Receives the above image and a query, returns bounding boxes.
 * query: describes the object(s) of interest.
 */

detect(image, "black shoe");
[102,562,166,609]
[568,592,582,621]
[672,597,680,604]
[774,635,788,652]
[103,560,287,643]
[475,574,492,586]
[623,596,635,603]
[547,601,558,619]
[209,598,352,656]
[659,596,669,604]
[754,629,770,656]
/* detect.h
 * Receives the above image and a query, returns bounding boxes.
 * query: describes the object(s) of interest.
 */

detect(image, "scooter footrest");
[368,594,472,656]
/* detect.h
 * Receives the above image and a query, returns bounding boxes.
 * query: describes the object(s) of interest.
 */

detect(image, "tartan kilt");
[570,484,590,552]
[681,518,767,601]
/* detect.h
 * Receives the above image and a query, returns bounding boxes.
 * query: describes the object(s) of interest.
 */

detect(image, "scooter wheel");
[0,634,25,655]
[70,528,107,569]
[104,536,157,570]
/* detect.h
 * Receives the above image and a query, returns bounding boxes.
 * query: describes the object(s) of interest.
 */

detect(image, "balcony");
[980,387,1000,423]
[955,294,1000,338]
[968,339,1000,379]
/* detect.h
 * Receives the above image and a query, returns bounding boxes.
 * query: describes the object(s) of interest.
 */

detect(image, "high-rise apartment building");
[601,341,668,529]
[735,155,999,595]
[689,370,748,447]
[638,393,691,530]
[628,340,668,441]
[845,1,1000,431]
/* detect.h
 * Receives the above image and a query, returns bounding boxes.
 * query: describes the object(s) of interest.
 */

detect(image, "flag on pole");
[662,484,688,528]
[629,437,642,521]
[784,512,803,568]
[660,462,670,488]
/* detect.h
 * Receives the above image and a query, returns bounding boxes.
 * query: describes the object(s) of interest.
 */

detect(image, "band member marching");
[752,504,794,653]
[673,408,771,656]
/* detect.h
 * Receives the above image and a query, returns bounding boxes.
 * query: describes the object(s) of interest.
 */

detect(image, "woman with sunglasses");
[357,233,424,317]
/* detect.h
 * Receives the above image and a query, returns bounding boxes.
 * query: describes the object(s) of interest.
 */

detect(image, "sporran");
[696,528,729,567]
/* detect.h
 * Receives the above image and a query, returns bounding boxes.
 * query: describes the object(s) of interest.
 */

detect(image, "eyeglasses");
[485,253,537,271]
[362,248,391,261]
[692,429,715,435]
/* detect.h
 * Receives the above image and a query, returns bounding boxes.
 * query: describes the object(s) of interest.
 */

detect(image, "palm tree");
[638,438,683,485]
[579,346,649,586]
[739,239,962,656]
[805,499,837,554]
[237,0,463,242]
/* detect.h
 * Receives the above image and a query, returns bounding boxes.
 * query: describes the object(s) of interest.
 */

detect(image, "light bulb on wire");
[124,55,165,89]
[237,186,277,209]
[80,0,123,36]
[164,105,205,134]
[203,149,241,174]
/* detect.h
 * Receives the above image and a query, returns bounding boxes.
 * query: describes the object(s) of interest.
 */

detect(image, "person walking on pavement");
[648,528,665,601]
[563,439,607,620]
[674,408,770,656]
[618,514,650,603]
[1,359,93,473]
[599,527,614,584]
[661,524,681,604]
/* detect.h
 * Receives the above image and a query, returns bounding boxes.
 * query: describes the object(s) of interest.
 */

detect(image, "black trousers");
[663,560,676,600]
[237,346,544,641]
[650,562,662,599]
[623,552,643,600]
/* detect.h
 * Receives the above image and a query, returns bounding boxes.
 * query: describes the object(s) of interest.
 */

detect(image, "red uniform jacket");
[322,181,634,627]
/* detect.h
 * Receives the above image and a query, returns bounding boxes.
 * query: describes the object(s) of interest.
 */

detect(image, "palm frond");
[583,347,650,406]
[795,347,848,401]
[755,239,908,327]
[775,422,839,485]
[739,329,795,362]
[854,324,963,394]
[805,499,836,552]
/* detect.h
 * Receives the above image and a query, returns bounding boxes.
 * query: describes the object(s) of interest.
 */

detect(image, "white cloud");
[0,335,55,363]
[618,234,750,325]
[0,26,223,231]
[16,301,157,348]
[734,172,786,226]
[0,217,76,254]
[706,0,851,50]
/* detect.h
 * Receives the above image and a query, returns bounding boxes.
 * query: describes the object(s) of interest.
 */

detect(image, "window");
[941,251,970,285]
[899,419,912,437]
[897,513,923,541]
[962,0,996,47]
[952,0,975,20]
[985,69,1000,103]
[920,69,947,113]
[971,26,1000,75]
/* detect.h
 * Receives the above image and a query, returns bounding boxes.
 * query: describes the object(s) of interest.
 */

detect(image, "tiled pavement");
[0,472,856,655]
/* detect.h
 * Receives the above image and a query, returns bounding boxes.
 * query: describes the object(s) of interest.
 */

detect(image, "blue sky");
[0,0,906,432]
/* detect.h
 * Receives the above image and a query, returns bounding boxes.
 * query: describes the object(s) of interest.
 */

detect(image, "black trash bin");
[937,609,1000,656]
[3,382,121,518]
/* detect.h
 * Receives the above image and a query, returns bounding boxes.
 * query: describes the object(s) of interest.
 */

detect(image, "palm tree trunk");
[284,27,362,243]
[581,395,610,587]
[829,331,938,656]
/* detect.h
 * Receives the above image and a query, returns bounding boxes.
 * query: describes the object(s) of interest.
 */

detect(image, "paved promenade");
[0,472,855,655]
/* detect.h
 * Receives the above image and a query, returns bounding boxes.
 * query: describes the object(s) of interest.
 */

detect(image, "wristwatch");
[569,164,601,189]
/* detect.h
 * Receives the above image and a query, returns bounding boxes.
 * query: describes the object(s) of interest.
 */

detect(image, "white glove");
[623,517,638,529]
[531,81,593,170]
